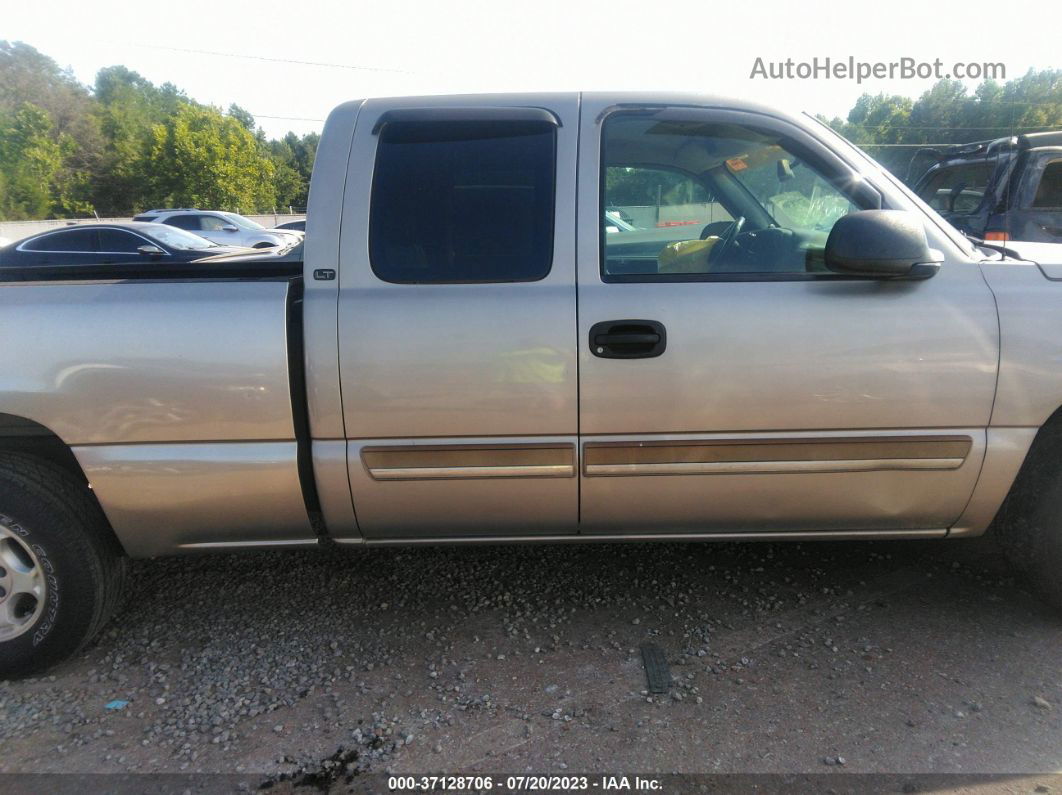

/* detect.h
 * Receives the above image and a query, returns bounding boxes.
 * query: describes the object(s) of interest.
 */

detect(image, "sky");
[3,0,1058,140]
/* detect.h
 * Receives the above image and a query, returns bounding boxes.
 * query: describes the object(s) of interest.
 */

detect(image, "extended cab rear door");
[337,96,579,539]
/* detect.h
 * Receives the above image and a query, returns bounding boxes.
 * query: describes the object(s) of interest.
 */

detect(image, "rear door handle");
[590,320,667,359]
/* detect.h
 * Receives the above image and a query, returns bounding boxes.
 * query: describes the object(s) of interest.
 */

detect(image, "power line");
[251,114,326,123]
[121,42,411,74]
[950,98,1062,106]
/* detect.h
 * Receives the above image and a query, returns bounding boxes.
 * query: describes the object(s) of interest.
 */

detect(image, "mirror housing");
[825,210,940,279]
[137,244,164,257]
[222,224,239,232]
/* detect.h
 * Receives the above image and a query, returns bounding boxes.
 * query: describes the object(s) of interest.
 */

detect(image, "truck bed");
[0,267,317,556]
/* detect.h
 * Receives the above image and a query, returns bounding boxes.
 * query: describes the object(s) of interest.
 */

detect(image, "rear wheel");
[996,424,1062,612]
[0,453,127,677]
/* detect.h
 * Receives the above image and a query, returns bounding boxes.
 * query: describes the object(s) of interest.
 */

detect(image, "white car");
[132,209,303,249]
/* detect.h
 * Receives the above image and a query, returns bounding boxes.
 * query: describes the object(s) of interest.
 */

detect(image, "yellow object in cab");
[657,237,720,274]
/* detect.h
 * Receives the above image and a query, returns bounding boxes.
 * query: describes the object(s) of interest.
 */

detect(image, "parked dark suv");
[911,131,1062,254]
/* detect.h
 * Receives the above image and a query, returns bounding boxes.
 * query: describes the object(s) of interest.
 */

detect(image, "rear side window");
[164,215,201,231]
[23,228,98,252]
[369,119,556,283]
[1032,160,1062,209]
[918,162,993,214]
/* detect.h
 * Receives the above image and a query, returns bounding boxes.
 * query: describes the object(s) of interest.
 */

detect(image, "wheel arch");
[999,404,1062,508]
[0,413,127,556]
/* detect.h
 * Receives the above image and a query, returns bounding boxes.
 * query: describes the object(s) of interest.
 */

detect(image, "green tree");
[148,102,276,212]
[266,131,318,209]
[91,66,189,214]
[267,137,306,209]
[0,41,100,217]
[227,103,257,132]
[0,103,92,219]
[829,69,1062,182]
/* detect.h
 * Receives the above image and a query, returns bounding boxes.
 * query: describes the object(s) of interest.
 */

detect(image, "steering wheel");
[706,216,746,266]
[699,220,736,240]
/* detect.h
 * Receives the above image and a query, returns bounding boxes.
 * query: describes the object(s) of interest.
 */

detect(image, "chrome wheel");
[0,522,46,642]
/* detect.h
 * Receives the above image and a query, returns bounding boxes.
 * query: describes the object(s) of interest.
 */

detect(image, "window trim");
[367,116,559,285]
[597,107,883,284]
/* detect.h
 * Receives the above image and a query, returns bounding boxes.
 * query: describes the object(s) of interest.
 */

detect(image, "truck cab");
[304,94,997,544]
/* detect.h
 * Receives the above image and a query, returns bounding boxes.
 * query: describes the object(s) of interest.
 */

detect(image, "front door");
[337,97,580,538]
[576,99,999,536]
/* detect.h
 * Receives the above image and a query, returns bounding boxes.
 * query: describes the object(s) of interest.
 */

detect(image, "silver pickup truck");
[2,93,1061,675]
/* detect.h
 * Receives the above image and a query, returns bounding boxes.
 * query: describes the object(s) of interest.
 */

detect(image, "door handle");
[590,320,667,359]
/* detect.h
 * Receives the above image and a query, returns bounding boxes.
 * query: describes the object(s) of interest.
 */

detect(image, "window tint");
[1032,160,1062,209]
[132,215,155,222]
[601,115,862,279]
[98,229,145,253]
[369,119,556,283]
[24,228,97,252]
[164,215,201,231]
[918,162,992,214]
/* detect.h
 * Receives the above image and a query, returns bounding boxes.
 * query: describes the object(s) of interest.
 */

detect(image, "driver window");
[601,114,863,279]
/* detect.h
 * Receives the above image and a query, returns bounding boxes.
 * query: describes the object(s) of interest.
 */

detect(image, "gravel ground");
[0,535,1060,792]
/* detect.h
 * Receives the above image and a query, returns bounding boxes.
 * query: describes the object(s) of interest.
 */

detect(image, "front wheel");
[996,424,1062,612]
[0,453,127,677]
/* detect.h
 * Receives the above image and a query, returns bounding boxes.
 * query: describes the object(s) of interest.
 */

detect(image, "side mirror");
[137,245,164,257]
[222,225,239,232]
[825,210,940,279]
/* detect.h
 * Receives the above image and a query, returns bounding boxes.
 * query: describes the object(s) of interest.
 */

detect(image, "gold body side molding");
[363,444,576,481]
[583,436,972,476]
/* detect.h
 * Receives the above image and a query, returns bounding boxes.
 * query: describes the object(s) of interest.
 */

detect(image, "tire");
[0,452,127,677]
[995,422,1062,612]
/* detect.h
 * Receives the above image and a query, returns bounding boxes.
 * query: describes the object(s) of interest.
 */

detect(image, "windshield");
[722,147,855,234]
[147,225,220,251]
[221,213,265,231]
